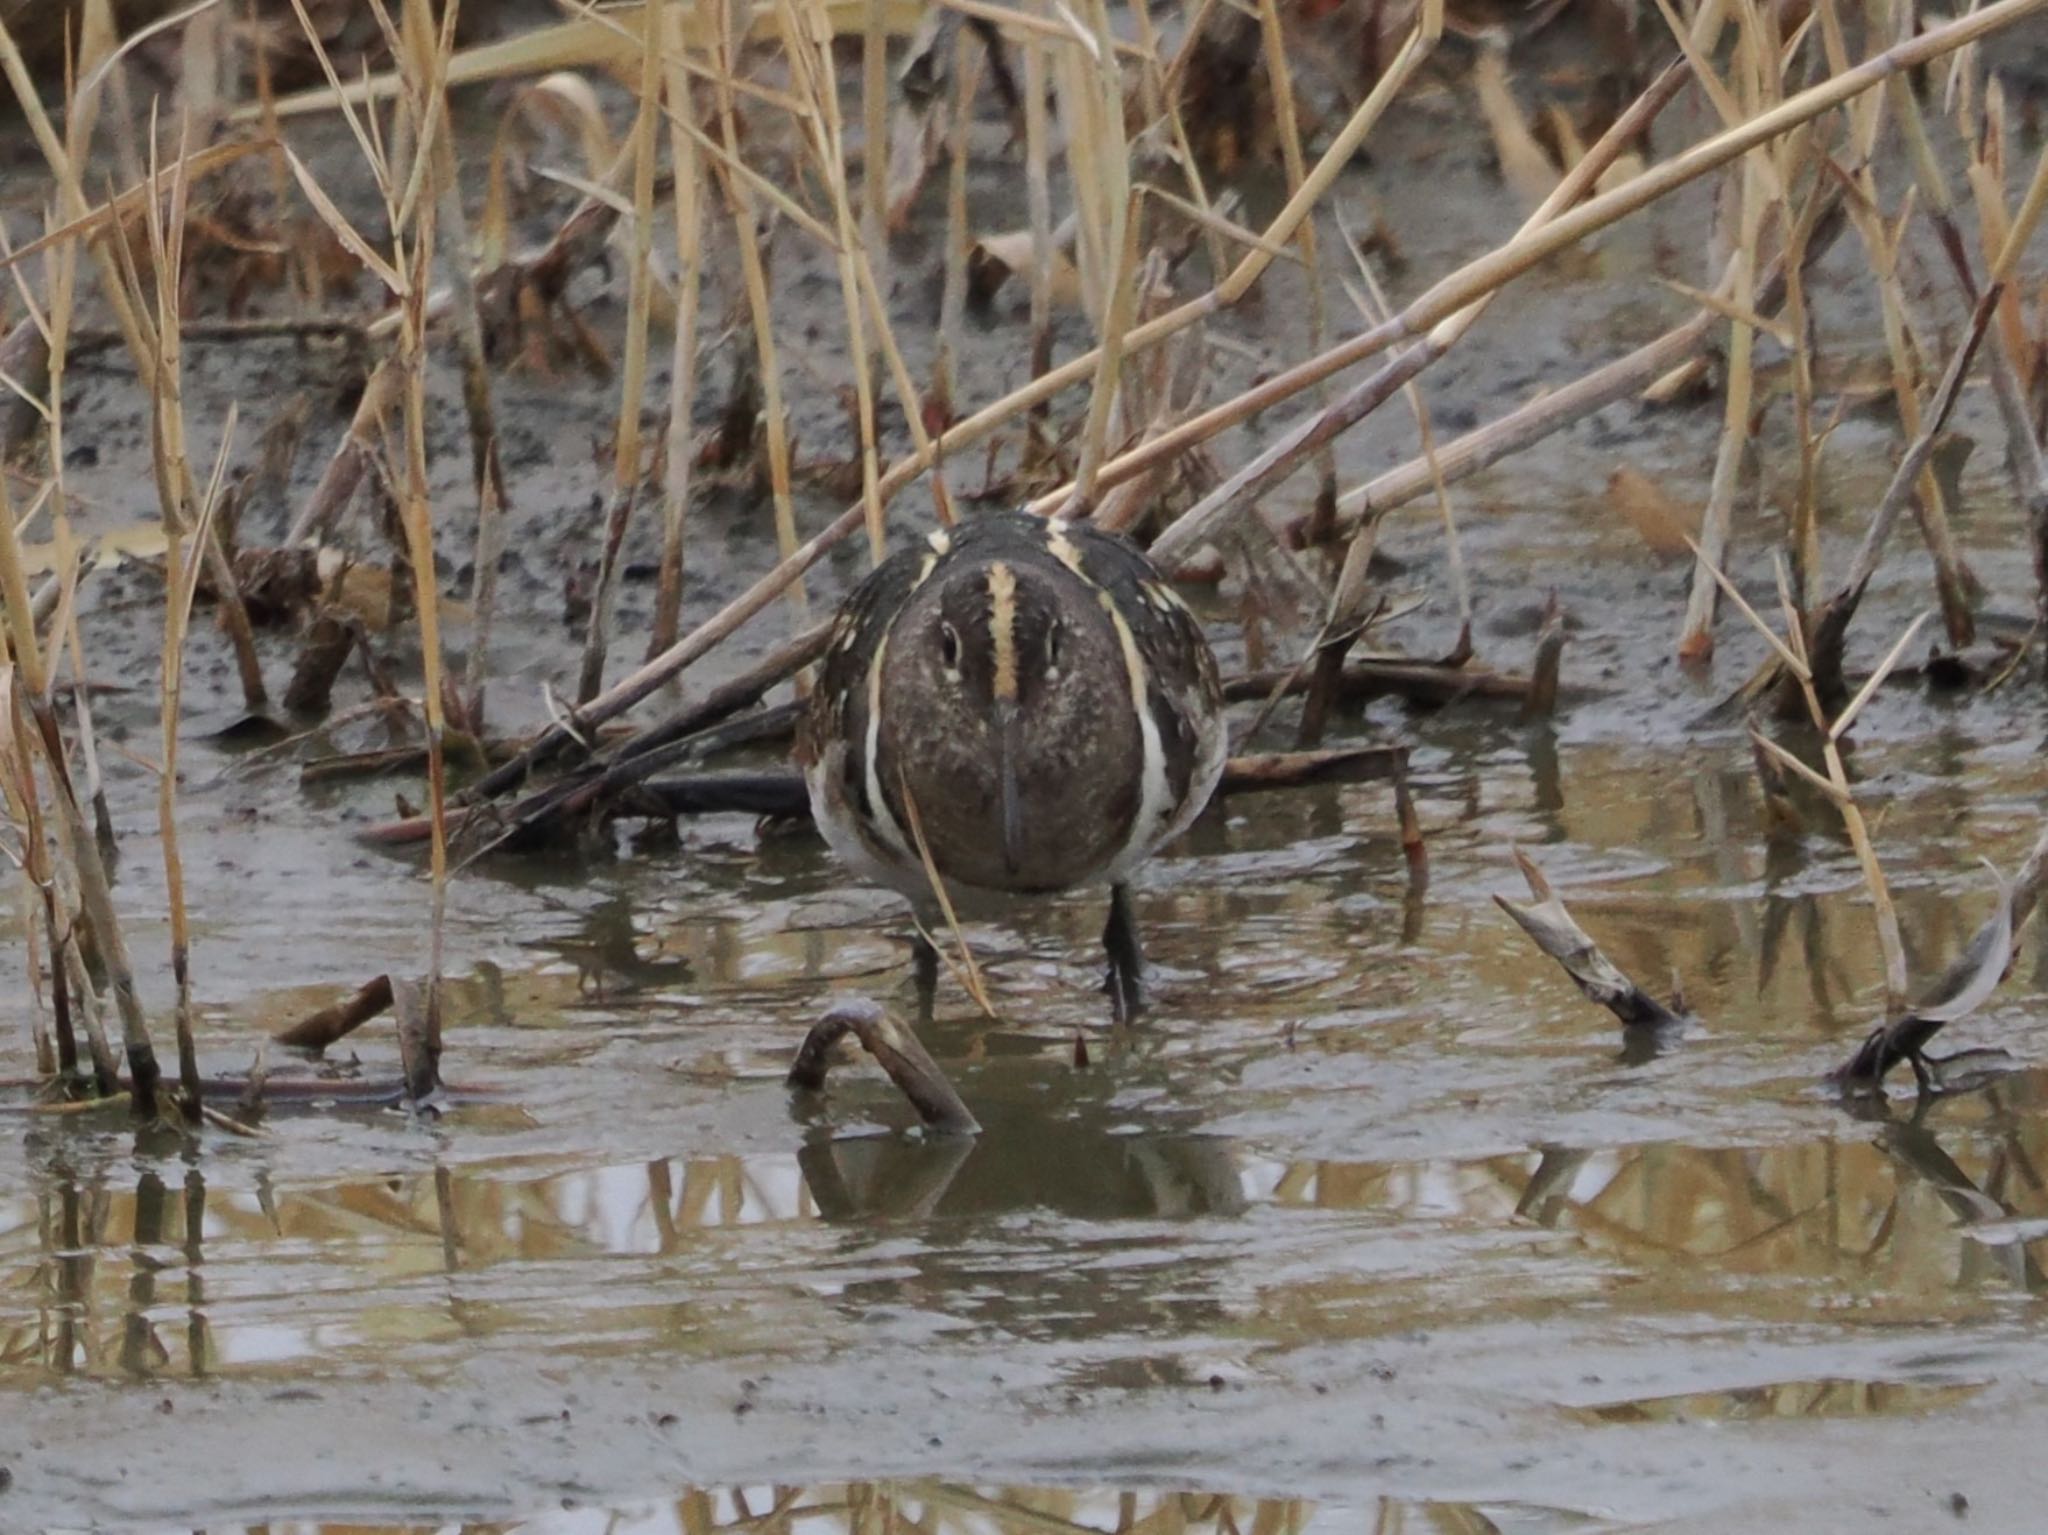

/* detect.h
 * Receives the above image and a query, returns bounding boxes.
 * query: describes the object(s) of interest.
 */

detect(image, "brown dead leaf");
[967,230,1085,311]
[1472,48,1558,213]
[1606,467,1699,558]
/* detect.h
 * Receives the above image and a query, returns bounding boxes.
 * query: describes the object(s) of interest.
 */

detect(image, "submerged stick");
[1496,848,1687,1030]
[787,996,980,1136]
[272,973,395,1052]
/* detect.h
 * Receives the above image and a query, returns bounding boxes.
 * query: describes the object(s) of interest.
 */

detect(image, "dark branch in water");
[1835,823,2048,1094]
[788,997,980,1137]
[273,974,395,1052]
[1495,848,1686,1031]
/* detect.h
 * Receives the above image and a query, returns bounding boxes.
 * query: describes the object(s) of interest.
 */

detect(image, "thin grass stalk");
[1782,159,1822,606]
[576,0,663,704]
[713,0,808,630]
[1343,242,1470,636]
[650,12,705,657]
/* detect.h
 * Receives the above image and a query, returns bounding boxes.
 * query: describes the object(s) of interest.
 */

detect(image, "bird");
[798,508,1227,1021]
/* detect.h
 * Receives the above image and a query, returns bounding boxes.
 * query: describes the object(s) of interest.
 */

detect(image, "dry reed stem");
[1148,37,1702,568]
[791,0,885,563]
[650,9,705,657]
[0,16,269,713]
[474,0,2040,802]
[1326,197,1842,537]
[1256,0,1337,517]
[932,25,978,449]
[713,0,808,633]
[575,0,663,705]
[896,771,995,1018]
[1021,25,1053,404]
[1675,13,1764,661]
[1060,0,2038,543]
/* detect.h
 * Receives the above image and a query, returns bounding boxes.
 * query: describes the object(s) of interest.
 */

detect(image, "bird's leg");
[910,927,940,1020]
[1907,1046,1938,1100]
[1103,883,1146,1023]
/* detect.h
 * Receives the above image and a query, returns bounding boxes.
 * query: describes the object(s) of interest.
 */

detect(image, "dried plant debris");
[1837,825,2048,1097]
[1495,849,1689,1035]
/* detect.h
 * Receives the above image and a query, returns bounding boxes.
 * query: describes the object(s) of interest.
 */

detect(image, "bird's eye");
[940,623,962,670]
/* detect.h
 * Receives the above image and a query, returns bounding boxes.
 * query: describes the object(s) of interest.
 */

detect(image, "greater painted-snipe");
[798,509,1226,1020]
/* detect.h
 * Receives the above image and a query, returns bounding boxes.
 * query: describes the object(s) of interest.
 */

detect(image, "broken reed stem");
[575,0,663,705]
[787,996,980,1136]
[650,11,705,658]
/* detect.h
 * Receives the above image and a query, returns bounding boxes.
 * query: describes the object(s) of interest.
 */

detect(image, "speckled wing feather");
[1053,517,1224,814]
[797,542,926,788]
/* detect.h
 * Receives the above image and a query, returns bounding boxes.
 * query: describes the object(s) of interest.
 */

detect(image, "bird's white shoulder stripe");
[861,632,914,862]
[1097,587,1173,870]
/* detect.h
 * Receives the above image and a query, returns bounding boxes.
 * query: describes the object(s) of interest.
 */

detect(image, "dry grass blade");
[1829,611,1931,742]
[896,771,995,1019]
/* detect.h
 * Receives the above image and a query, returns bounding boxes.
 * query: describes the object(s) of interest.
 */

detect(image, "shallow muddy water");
[7,18,2048,1535]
